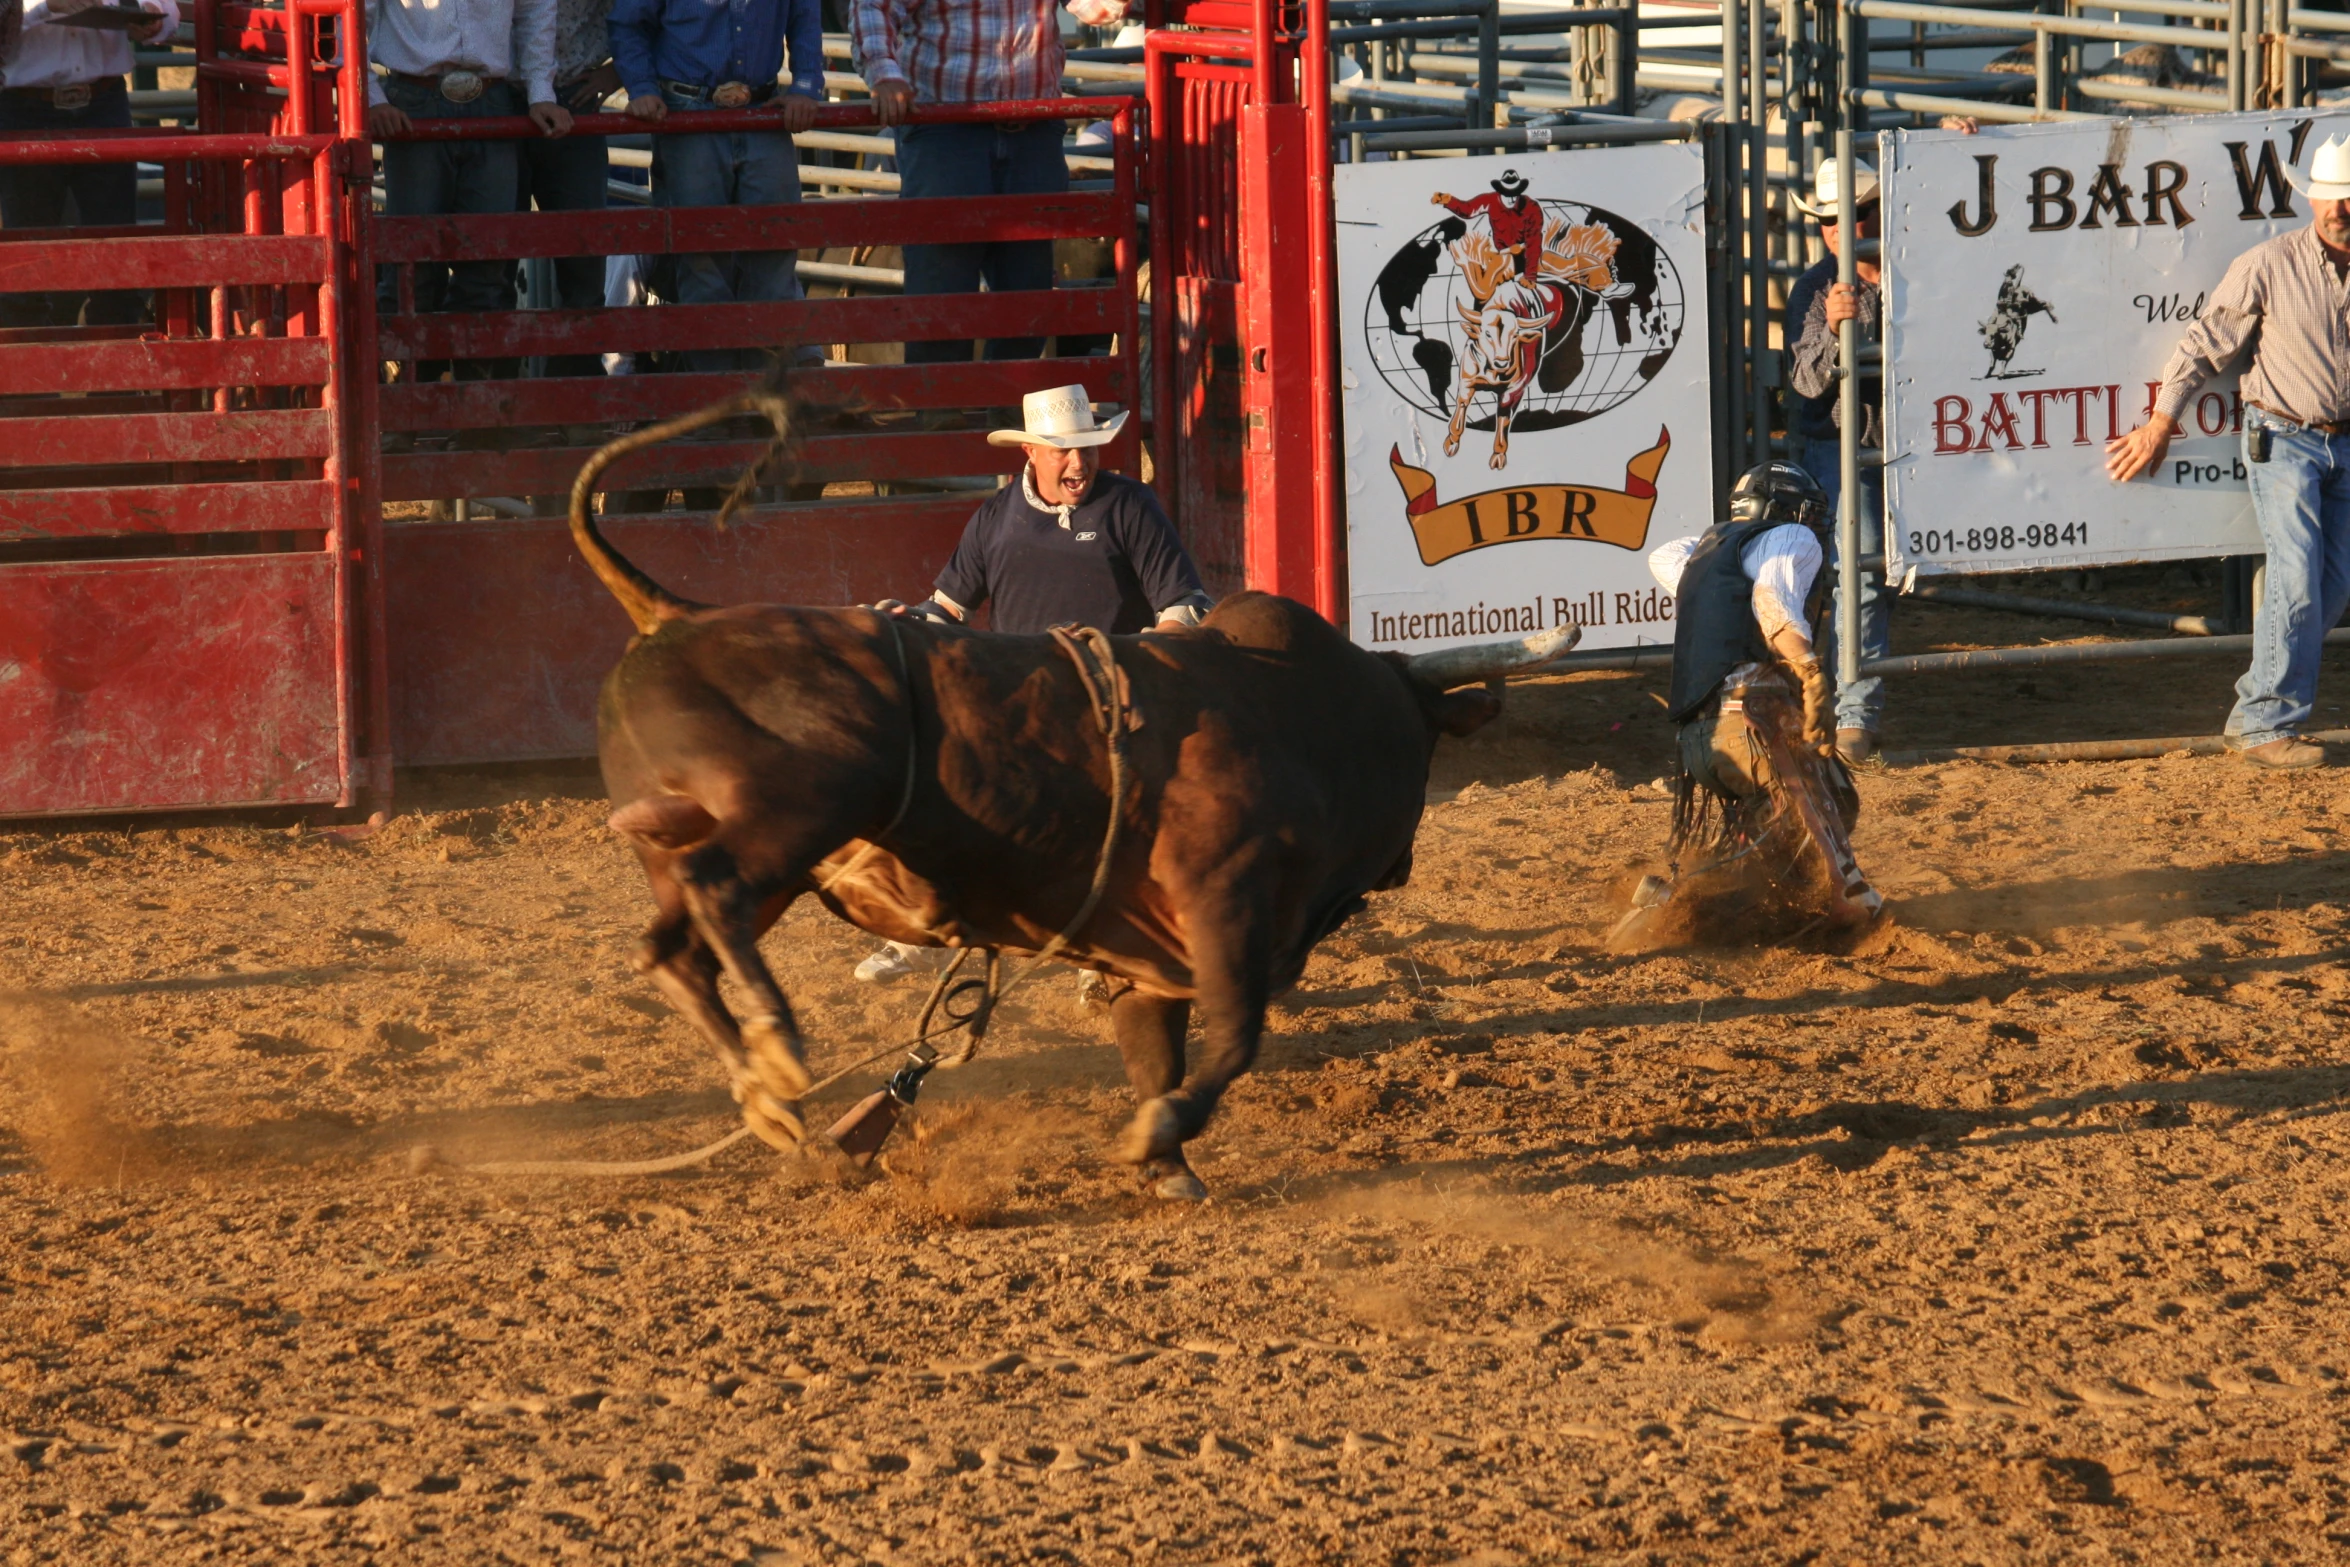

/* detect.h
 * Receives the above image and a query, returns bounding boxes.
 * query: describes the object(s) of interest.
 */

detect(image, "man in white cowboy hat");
[853,382,1211,983]
[2107,132,2350,770]
[1785,156,1889,767]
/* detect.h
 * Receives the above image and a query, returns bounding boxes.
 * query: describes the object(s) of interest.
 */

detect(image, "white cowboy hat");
[1790,157,1881,219]
[2287,132,2350,200]
[985,384,1128,449]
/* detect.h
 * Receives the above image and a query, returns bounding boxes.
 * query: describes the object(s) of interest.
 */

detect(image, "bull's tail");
[569,391,791,634]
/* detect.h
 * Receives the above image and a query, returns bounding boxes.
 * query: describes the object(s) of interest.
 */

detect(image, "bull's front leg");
[670,838,817,1150]
[1490,411,1512,470]
[1109,988,1205,1201]
[1115,887,1272,1191]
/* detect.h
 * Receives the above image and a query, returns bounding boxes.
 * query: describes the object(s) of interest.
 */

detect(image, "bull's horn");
[1404,624,1582,688]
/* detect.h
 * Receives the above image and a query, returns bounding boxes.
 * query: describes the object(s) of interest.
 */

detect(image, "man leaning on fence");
[611,0,824,374]
[852,0,1127,367]
[2107,135,2350,771]
[1785,156,1886,770]
[0,0,176,332]
[365,0,569,385]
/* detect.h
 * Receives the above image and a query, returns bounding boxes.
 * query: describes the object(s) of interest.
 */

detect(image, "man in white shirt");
[364,0,568,379]
[0,0,176,330]
[1627,461,1881,943]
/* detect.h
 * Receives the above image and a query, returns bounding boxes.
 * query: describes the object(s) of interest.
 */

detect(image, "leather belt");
[391,69,505,104]
[661,79,776,108]
[2247,400,2350,437]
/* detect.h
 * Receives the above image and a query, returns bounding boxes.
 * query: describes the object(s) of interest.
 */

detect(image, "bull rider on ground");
[854,382,1213,983]
[1617,462,1884,945]
[2106,134,2350,771]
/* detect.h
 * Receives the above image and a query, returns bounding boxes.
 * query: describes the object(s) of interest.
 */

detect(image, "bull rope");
[417,614,1132,1180]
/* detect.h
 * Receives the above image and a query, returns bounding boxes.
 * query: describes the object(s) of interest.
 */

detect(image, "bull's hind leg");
[1111,990,1206,1201]
[1116,887,1272,1178]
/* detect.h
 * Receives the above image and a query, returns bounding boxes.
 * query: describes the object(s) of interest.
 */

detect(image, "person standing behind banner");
[611,0,823,374]
[0,0,177,332]
[1785,156,1886,769]
[2107,134,2350,771]
[852,0,1128,368]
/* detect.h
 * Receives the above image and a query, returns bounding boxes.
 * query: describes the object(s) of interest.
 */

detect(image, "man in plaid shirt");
[851,0,1124,364]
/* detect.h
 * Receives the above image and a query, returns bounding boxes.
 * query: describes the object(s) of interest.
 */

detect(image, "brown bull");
[573,397,1576,1196]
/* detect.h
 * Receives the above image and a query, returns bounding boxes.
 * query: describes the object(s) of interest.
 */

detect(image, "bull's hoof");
[738,1086,807,1152]
[1116,1096,1184,1166]
[740,1015,814,1098]
[1143,1157,1208,1202]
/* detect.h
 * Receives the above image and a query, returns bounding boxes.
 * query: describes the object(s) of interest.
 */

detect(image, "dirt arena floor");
[6,583,2350,1564]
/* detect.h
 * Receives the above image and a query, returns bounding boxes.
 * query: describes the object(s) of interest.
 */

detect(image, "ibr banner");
[1883,112,2330,579]
[1334,144,1712,653]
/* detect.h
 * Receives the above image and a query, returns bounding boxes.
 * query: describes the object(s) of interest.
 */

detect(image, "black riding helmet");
[1726,461,1829,530]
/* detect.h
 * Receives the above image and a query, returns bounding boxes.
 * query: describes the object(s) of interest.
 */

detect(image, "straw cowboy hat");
[2287,132,2350,200]
[986,384,1129,449]
[1790,156,1880,219]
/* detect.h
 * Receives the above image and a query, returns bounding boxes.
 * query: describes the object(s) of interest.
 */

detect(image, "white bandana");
[1022,463,1079,530]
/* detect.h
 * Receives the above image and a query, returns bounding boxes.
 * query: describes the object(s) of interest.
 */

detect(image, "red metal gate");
[0,0,377,818]
[368,97,1144,765]
[1145,0,1339,622]
[0,0,1329,815]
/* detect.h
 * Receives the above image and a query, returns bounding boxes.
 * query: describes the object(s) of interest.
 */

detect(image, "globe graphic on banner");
[1363,197,1685,435]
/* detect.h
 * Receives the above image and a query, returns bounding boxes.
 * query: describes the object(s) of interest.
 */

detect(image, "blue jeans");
[2228,407,2350,748]
[1802,437,1888,734]
[375,77,524,331]
[894,120,1068,365]
[519,120,610,378]
[651,92,806,373]
[0,79,140,328]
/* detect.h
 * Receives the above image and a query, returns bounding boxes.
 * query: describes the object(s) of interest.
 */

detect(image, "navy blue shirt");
[609,0,826,102]
[935,471,1207,636]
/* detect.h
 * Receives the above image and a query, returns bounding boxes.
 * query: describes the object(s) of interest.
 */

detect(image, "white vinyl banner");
[1882,111,2334,578]
[1335,144,1713,653]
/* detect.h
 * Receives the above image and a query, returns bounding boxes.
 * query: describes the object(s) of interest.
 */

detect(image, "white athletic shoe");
[854,946,915,985]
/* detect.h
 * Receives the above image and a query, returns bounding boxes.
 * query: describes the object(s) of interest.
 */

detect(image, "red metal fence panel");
[0,0,377,820]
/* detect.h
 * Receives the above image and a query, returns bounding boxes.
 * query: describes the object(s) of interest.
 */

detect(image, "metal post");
[1748,0,1769,459]
[2034,26,2055,115]
[1721,0,1745,475]
[1478,0,1501,126]
[1613,3,1637,116]
[1835,0,1861,697]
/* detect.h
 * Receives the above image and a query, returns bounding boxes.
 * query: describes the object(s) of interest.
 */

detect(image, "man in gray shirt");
[2107,135,2350,770]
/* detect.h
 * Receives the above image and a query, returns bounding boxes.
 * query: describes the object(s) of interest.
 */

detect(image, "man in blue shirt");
[609,0,824,371]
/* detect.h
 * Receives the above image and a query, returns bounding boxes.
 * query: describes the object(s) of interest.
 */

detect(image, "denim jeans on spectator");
[376,76,525,380]
[2227,406,2350,749]
[894,120,1067,365]
[1801,437,1888,735]
[0,79,141,330]
[519,120,610,378]
[652,91,806,374]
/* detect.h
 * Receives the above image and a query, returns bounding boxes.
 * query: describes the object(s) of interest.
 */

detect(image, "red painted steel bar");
[382,96,1102,143]
[0,134,332,163]
[369,192,1123,263]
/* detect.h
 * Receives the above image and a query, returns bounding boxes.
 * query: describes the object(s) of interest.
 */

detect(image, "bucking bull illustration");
[1429,171,1635,470]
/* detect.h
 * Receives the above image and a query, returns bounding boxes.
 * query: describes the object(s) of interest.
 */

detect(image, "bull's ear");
[1432,686,1501,737]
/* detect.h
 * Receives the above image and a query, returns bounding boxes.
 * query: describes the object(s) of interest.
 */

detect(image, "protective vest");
[1665,518,1824,723]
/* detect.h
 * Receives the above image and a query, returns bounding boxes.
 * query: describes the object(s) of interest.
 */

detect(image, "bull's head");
[1390,625,1582,737]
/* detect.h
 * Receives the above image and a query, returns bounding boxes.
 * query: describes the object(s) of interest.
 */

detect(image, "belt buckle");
[51,84,91,111]
[711,80,752,108]
[438,69,484,105]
